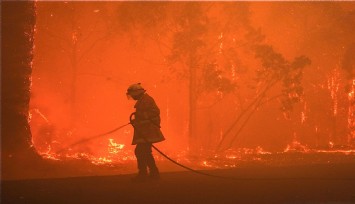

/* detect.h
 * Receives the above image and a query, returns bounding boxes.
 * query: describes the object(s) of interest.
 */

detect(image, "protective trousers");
[134,143,159,176]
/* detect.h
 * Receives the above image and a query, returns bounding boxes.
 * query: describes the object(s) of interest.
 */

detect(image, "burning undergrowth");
[32,130,355,171]
[27,2,355,176]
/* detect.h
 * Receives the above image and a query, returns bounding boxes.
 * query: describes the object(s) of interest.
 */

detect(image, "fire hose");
[55,119,236,180]
[55,123,131,154]
[55,122,355,181]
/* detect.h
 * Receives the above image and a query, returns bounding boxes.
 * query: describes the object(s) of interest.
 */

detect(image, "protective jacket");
[131,93,165,145]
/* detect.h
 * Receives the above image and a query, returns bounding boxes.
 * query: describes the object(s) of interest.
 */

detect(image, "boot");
[149,168,160,180]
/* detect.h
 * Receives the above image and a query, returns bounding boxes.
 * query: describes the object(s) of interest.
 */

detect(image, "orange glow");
[284,135,310,153]
[30,2,355,171]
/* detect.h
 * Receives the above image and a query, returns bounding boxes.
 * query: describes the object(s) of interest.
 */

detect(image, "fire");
[201,160,213,167]
[328,141,334,149]
[108,138,125,154]
[301,112,306,124]
[28,2,355,172]
[91,157,113,165]
[327,68,340,116]
[301,102,307,124]
[28,108,355,170]
[33,130,355,170]
[348,79,355,144]
[34,136,133,165]
[284,133,310,153]
[218,32,223,54]
[30,108,49,123]
[195,141,355,169]
[41,145,60,161]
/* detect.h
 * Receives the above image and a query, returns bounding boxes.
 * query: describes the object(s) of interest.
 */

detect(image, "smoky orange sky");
[30,2,355,163]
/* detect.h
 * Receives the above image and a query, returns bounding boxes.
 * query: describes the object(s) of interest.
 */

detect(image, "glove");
[130,119,136,127]
[129,112,136,127]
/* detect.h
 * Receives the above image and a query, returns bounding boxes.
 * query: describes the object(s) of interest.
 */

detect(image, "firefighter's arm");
[132,113,160,128]
[130,112,155,127]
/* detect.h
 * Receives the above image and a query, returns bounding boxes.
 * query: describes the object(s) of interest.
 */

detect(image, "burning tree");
[342,43,355,145]
[113,2,313,152]
[164,3,311,152]
[114,2,239,150]
[348,80,355,144]
[167,3,239,151]
[4,2,355,178]
[216,43,311,151]
[297,3,355,147]
[246,3,355,149]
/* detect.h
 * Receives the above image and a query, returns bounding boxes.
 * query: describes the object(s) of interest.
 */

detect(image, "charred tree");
[1,1,42,177]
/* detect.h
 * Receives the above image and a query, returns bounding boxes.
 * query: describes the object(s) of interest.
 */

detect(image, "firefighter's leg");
[145,143,160,179]
[134,144,148,176]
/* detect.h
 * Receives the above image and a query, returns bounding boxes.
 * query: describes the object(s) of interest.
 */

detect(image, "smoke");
[30,2,355,165]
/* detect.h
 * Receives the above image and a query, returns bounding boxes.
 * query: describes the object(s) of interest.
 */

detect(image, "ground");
[2,163,355,204]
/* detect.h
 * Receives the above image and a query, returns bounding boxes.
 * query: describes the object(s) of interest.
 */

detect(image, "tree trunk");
[1,1,42,178]
[70,43,78,125]
[189,56,198,151]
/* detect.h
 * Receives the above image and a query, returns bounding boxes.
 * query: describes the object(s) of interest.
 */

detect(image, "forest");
[2,1,355,179]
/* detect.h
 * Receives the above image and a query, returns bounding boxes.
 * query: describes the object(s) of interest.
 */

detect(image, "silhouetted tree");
[37,2,116,125]
[2,1,42,177]
[342,42,355,144]
[115,2,240,150]
[216,41,311,151]
[114,2,312,152]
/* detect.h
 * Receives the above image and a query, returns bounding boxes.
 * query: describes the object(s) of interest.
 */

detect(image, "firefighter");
[126,83,165,182]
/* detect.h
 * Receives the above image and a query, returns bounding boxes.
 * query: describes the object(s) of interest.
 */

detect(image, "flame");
[218,32,223,54]
[301,112,306,124]
[30,108,50,123]
[28,2,355,174]
[35,138,355,169]
[91,157,113,165]
[284,136,310,153]
[328,141,334,149]
[195,143,355,169]
[301,102,307,124]
[108,138,125,154]
[327,68,340,116]
[41,145,60,160]
[201,160,212,167]
[29,108,354,169]
[348,79,355,144]
[34,136,134,165]
[72,31,78,43]
[231,64,236,81]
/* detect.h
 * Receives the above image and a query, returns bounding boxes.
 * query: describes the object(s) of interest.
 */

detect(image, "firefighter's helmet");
[126,83,146,99]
